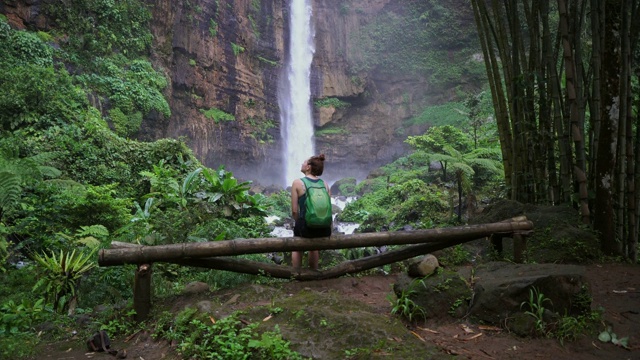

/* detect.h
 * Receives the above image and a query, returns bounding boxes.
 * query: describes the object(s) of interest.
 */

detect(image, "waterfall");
[279,0,316,188]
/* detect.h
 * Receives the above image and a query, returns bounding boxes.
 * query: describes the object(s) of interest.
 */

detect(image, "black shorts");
[294,218,331,238]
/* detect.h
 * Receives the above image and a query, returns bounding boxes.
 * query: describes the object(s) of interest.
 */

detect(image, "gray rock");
[468,262,589,325]
[195,300,214,313]
[393,270,472,320]
[407,254,440,277]
[183,281,210,294]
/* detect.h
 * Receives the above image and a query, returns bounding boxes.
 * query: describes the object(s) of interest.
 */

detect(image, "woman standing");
[290,154,331,271]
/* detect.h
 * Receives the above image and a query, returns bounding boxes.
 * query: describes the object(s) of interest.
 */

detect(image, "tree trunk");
[558,0,590,224]
[471,0,514,191]
[594,0,621,255]
[99,220,534,266]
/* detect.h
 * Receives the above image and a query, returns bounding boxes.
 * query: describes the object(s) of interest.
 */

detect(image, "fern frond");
[76,225,110,238]
[0,171,21,210]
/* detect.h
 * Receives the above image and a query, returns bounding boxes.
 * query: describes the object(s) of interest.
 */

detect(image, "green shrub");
[43,0,153,57]
[153,310,305,360]
[314,97,350,109]
[265,190,292,220]
[315,126,349,136]
[209,19,218,37]
[339,179,447,230]
[0,64,87,131]
[200,107,235,123]
[404,102,469,128]
[231,42,245,56]
[76,57,171,118]
[109,107,142,137]
[2,30,53,67]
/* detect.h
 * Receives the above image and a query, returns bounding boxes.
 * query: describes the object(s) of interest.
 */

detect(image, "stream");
[268,196,360,237]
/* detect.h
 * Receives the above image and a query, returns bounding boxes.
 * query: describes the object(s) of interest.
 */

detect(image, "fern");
[0,171,21,211]
[76,225,110,239]
[75,225,109,248]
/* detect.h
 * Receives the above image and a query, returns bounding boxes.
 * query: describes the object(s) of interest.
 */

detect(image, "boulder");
[407,254,440,277]
[393,270,472,320]
[183,281,210,295]
[468,262,590,325]
[330,177,357,196]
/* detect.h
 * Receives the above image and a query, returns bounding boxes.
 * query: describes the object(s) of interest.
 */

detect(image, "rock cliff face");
[1,0,476,187]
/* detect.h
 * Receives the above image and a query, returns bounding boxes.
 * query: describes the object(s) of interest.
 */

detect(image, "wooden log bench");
[98,217,534,321]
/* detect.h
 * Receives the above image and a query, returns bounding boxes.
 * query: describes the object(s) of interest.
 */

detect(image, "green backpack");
[301,177,332,228]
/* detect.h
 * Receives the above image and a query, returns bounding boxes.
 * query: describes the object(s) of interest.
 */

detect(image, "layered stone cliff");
[2,0,478,187]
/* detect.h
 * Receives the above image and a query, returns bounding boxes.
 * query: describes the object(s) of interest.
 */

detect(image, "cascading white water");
[279,0,316,187]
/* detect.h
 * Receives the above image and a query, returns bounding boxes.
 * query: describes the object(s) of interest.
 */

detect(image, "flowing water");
[268,197,359,237]
[271,2,359,238]
[278,0,316,188]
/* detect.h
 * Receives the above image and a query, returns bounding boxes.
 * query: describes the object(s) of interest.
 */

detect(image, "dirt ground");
[30,263,639,360]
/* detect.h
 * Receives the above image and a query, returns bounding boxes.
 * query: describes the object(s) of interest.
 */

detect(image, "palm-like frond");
[32,249,97,313]
[0,171,21,211]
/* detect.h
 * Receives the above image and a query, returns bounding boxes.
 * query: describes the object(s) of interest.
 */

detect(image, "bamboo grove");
[470,0,640,260]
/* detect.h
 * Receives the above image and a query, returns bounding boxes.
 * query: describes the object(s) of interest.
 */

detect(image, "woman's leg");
[308,250,319,270]
[292,251,302,271]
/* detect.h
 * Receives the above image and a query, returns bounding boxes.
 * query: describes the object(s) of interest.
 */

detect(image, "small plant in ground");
[448,295,469,316]
[388,280,426,322]
[99,308,139,336]
[0,298,50,335]
[344,347,371,358]
[439,244,470,266]
[553,309,601,345]
[598,326,630,349]
[152,309,306,359]
[248,325,306,360]
[520,286,552,336]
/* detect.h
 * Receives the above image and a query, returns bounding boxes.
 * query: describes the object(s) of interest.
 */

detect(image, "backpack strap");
[300,177,324,191]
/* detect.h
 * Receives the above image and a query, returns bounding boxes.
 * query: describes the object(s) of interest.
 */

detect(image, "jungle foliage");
[0,5,279,357]
[347,0,485,85]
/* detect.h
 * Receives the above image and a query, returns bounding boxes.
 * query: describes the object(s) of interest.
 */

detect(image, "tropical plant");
[429,145,502,221]
[389,288,425,322]
[0,298,49,335]
[388,279,427,322]
[47,226,109,253]
[153,309,304,359]
[520,286,552,336]
[32,249,97,314]
[0,149,61,215]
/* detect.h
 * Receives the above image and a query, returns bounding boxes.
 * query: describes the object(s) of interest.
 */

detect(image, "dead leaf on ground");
[461,324,474,333]
[462,333,484,341]
[410,331,425,342]
[416,326,439,334]
[478,325,502,331]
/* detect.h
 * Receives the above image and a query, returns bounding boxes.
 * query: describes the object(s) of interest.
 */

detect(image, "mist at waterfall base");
[267,197,359,237]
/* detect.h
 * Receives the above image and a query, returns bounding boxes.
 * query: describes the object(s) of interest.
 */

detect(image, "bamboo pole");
[99,220,534,266]
[171,237,478,280]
